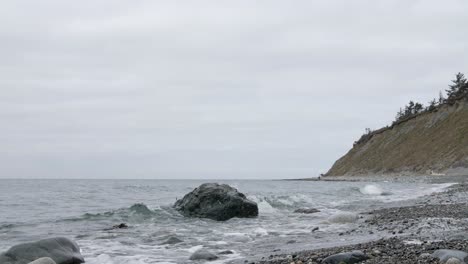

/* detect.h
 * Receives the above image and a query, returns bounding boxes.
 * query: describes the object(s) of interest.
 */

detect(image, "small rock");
[287,240,297,244]
[113,223,128,229]
[189,249,218,261]
[322,250,369,264]
[419,253,432,258]
[218,250,234,255]
[312,227,319,232]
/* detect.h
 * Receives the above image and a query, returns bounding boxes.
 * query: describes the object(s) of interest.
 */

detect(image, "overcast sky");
[1,0,467,179]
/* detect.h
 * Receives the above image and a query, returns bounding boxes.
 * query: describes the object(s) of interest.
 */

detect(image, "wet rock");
[0,237,84,264]
[432,249,468,263]
[174,183,258,221]
[322,250,369,264]
[294,208,320,214]
[219,250,234,255]
[312,227,319,232]
[28,258,56,264]
[103,223,129,231]
[161,236,183,245]
[189,249,218,261]
[114,223,128,229]
[446,257,463,264]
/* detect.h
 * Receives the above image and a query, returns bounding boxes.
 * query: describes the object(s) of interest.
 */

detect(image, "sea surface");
[0,179,453,264]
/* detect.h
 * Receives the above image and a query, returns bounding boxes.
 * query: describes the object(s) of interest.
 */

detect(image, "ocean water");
[0,179,453,263]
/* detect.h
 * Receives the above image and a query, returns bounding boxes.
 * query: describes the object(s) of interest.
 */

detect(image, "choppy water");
[0,179,453,263]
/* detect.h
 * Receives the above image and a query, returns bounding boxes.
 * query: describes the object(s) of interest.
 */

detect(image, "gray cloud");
[1,0,468,178]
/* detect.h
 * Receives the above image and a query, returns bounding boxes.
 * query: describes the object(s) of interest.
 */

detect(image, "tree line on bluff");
[394,72,468,123]
[356,72,468,145]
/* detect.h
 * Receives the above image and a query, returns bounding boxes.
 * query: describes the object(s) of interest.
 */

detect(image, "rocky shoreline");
[253,181,468,264]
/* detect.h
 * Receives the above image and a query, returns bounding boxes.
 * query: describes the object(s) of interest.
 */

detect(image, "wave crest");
[359,184,391,196]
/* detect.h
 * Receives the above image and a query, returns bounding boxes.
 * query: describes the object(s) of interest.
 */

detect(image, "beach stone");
[294,208,320,214]
[322,250,369,264]
[419,253,432,258]
[432,249,468,263]
[161,236,183,245]
[0,237,84,264]
[174,183,258,221]
[189,249,218,261]
[28,258,56,264]
[446,257,463,264]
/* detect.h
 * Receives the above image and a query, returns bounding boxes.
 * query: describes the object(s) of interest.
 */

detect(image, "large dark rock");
[174,183,258,221]
[322,250,369,264]
[0,237,84,264]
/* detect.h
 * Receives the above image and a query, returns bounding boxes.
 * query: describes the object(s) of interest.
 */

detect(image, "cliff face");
[326,100,468,176]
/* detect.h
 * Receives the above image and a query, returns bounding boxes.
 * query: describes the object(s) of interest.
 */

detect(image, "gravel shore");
[252,181,468,264]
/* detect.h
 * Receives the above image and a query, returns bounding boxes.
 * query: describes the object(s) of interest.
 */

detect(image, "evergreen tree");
[395,107,404,121]
[414,102,424,114]
[404,101,415,116]
[428,99,437,111]
[438,91,445,104]
[446,72,467,102]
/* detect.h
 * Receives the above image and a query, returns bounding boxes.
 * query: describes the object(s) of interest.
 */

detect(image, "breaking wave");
[359,184,392,196]
[61,203,177,223]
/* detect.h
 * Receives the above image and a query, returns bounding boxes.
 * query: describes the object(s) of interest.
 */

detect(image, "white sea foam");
[187,245,203,253]
[360,184,384,195]
[253,227,268,236]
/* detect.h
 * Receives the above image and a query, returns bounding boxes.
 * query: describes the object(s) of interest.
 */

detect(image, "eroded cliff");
[326,100,468,176]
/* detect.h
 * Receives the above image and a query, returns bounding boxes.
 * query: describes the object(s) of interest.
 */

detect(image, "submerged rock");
[174,183,258,221]
[432,249,468,263]
[189,249,218,261]
[161,236,183,245]
[0,237,84,264]
[218,250,234,255]
[28,258,56,264]
[322,250,369,264]
[294,208,320,214]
